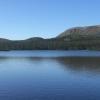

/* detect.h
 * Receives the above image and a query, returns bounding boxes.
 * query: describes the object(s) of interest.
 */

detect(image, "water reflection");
[0,56,100,100]
[56,57,100,74]
[0,56,100,74]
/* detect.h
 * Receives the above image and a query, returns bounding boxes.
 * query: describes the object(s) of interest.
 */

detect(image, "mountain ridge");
[0,25,100,50]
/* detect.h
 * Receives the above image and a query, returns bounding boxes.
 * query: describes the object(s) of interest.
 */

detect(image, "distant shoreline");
[1,25,100,50]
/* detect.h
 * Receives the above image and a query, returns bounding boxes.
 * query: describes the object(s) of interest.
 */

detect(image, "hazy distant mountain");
[0,25,100,50]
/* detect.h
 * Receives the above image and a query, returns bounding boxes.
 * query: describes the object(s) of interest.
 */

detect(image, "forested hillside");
[1,25,100,50]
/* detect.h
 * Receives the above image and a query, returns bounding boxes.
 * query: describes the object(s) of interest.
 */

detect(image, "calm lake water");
[0,50,100,100]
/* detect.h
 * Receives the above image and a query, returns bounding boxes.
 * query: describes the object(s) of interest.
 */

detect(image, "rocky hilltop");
[58,25,100,39]
[0,25,100,50]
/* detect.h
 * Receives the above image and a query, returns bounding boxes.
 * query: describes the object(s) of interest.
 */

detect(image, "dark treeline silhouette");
[0,38,68,50]
[0,36,100,51]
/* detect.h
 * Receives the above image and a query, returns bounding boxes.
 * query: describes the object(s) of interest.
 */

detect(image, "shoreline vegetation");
[1,25,100,51]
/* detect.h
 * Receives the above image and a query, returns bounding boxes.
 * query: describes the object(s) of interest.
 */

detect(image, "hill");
[0,25,100,50]
[57,25,100,50]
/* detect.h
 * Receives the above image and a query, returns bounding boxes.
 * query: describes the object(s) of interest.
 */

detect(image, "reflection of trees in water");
[1,56,100,74]
[21,57,100,73]
[55,57,100,74]
[26,57,100,73]
[0,57,10,62]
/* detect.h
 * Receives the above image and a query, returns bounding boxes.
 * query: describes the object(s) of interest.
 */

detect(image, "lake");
[0,50,100,100]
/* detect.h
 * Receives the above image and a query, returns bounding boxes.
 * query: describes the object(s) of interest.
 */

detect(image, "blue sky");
[0,0,100,40]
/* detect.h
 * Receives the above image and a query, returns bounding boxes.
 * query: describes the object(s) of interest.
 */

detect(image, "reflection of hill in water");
[23,57,100,74]
[0,56,100,74]
[56,57,100,74]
